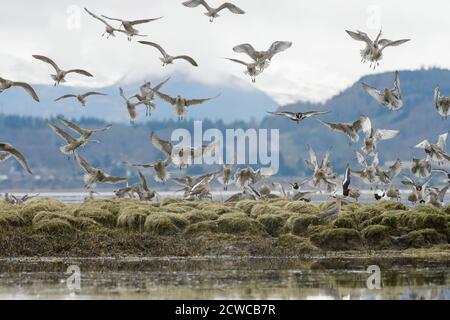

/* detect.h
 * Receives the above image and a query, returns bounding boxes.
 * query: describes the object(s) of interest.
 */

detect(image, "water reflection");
[0,256,448,300]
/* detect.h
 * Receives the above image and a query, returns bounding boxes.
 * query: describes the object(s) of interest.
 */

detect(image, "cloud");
[1,0,450,105]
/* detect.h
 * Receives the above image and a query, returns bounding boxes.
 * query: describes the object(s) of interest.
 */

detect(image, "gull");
[433,85,450,119]
[233,41,292,70]
[48,121,99,158]
[318,116,371,143]
[84,8,126,39]
[182,0,245,22]
[267,110,330,124]
[375,159,402,185]
[138,41,198,67]
[0,77,39,102]
[58,116,112,139]
[0,143,32,175]
[431,168,450,183]
[414,132,450,164]
[426,184,450,208]
[151,131,219,169]
[362,71,403,111]
[218,164,233,190]
[424,186,444,208]
[411,158,432,178]
[361,122,400,156]
[342,163,361,201]
[351,152,379,185]
[224,58,262,83]
[125,158,171,183]
[119,87,145,123]
[401,175,430,204]
[345,29,410,69]
[156,91,220,120]
[133,77,170,116]
[75,152,127,189]
[32,55,93,86]
[101,15,162,41]
[305,144,337,193]
[54,92,107,107]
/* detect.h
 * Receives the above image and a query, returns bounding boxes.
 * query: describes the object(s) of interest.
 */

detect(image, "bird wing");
[100,15,123,22]
[182,0,212,10]
[48,122,76,144]
[225,58,249,66]
[151,132,173,157]
[217,3,245,14]
[352,116,371,133]
[431,168,449,176]
[267,111,296,118]
[102,174,128,184]
[11,82,40,102]
[118,87,128,101]
[355,151,367,166]
[306,144,318,168]
[54,94,77,102]
[343,164,351,191]
[438,184,450,202]
[185,94,220,107]
[303,111,330,118]
[152,77,171,92]
[401,175,416,189]
[232,43,258,61]
[32,55,60,72]
[84,8,112,27]
[362,83,384,104]
[137,170,149,191]
[345,30,373,45]
[58,117,86,136]
[65,69,93,77]
[138,41,168,57]
[271,182,286,198]
[393,71,401,96]
[75,153,95,174]
[374,129,400,142]
[414,139,430,149]
[0,143,32,175]
[267,41,292,58]
[0,152,12,161]
[437,132,448,150]
[388,159,402,178]
[173,55,199,66]
[130,17,163,25]
[155,91,177,105]
[81,91,106,98]
[379,38,410,49]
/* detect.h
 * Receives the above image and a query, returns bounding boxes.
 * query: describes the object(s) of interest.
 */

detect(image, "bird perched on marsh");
[401,175,430,204]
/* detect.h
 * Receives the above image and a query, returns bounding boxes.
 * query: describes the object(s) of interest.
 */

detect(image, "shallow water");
[0,256,448,300]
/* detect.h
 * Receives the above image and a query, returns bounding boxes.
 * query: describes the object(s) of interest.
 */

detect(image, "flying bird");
[0,77,39,102]
[75,153,127,189]
[84,8,126,39]
[342,163,361,201]
[346,29,410,69]
[318,116,371,143]
[133,77,170,115]
[411,158,432,178]
[401,175,430,204]
[375,159,402,185]
[125,158,171,183]
[426,184,450,208]
[101,15,162,41]
[351,152,379,185]
[233,41,292,70]
[362,71,403,110]
[414,132,450,164]
[182,0,245,22]
[433,85,450,119]
[218,164,233,190]
[224,58,262,83]
[267,110,330,124]
[32,55,93,86]
[156,91,220,120]
[361,123,400,156]
[119,87,145,123]
[0,143,32,175]
[305,144,337,193]
[54,92,107,106]
[431,168,450,183]
[138,41,198,67]
[58,116,112,139]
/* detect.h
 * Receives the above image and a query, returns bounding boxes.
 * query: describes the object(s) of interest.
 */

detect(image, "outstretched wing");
[32,55,60,72]
[82,91,107,98]
[303,111,330,118]
[66,69,93,77]
[58,117,85,136]
[379,38,410,49]
[150,131,173,157]
[345,30,373,45]
[130,17,163,25]
[224,58,249,66]
[362,83,384,104]
[137,170,149,191]
[393,71,401,96]
[182,0,211,10]
[11,82,40,102]
[352,116,371,133]
[54,94,77,102]
[414,139,430,149]
[75,152,95,174]
[388,159,402,178]
[374,129,400,142]
[306,144,318,168]
[185,94,220,107]
[217,3,245,14]
[138,41,168,57]
[437,132,448,150]
[267,111,295,118]
[232,43,258,61]
[155,91,177,105]
[0,143,33,175]
[438,184,450,202]
[100,15,123,22]
[267,41,292,58]
[152,77,171,92]
[355,151,367,166]
[48,122,76,144]
[401,175,416,190]
[84,8,112,27]
[173,55,198,66]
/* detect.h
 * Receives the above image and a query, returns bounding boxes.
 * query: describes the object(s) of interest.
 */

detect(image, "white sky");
[1,0,450,105]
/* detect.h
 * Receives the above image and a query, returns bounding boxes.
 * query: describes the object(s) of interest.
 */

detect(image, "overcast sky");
[1,0,450,105]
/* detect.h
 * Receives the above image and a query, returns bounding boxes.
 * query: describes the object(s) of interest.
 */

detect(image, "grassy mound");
[217,213,266,236]
[184,221,219,236]
[235,200,258,214]
[311,228,363,251]
[284,201,320,215]
[285,214,321,236]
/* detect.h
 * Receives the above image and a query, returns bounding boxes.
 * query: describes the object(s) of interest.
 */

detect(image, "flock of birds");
[0,3,449,220]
